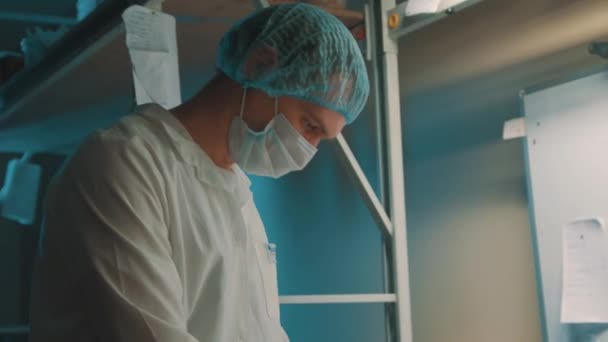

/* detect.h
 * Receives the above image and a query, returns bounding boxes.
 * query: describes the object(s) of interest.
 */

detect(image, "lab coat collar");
[136,103,252,201]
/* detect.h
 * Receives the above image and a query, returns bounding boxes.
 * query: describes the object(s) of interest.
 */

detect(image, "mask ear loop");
[239,87,248,119]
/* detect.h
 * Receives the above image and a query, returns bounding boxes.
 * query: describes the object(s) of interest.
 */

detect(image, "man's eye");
[304,118,319,131]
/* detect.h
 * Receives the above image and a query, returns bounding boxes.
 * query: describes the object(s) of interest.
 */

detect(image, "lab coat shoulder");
[62,129,166,227]
[43,127,198,341]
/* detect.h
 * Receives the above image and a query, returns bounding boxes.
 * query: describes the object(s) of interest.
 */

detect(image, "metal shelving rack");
[0,0,484,340]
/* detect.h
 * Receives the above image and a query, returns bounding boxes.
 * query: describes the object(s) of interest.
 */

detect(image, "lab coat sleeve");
[47,132,198,342]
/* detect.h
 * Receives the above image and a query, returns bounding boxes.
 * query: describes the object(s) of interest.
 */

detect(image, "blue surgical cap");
[217,3,370,124]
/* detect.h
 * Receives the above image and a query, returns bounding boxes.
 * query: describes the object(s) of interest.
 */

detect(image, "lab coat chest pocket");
[255,242,280,319]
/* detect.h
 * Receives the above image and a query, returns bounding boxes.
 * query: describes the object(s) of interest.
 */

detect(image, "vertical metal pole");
[378,0,413,341]
[366,1,388,209]
[367,2,394,341]
[386,53,413,342]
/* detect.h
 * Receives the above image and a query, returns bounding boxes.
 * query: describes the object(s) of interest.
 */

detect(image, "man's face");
[240,89,347,147]
[278,96,346,147]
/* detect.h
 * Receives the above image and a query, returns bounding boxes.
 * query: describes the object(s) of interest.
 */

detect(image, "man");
[30,3,369,341]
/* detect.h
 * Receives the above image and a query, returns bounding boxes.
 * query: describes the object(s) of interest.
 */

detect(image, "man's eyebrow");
[314,116,329,136]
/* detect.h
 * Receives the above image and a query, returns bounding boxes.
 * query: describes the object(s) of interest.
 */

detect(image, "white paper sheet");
[123,5,172,52]
[502,117,527,140]
[405,0,442,16]
[561,217,608,323]
[122,5,181,109]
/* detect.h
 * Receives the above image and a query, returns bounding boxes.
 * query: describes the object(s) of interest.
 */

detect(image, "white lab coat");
[30,103,289,342]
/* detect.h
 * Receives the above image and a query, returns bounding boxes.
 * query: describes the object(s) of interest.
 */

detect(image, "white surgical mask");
[228,88,318,178]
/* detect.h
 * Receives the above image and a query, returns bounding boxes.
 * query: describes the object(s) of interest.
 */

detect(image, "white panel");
[523,68,608,342]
